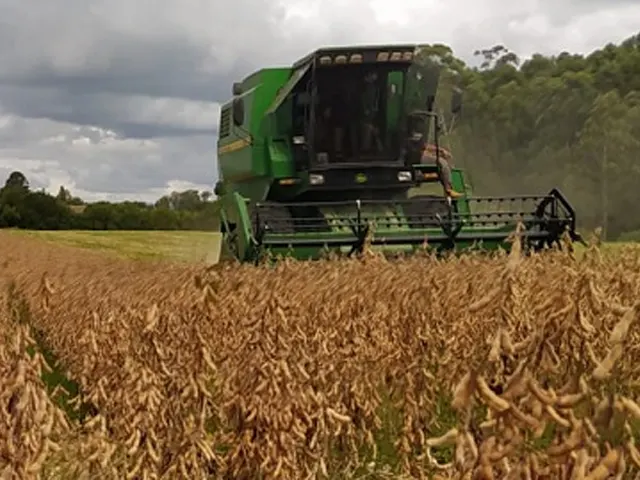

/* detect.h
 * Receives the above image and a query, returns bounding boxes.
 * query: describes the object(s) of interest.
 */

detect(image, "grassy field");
[7,229,222,263]
[6,228,634,266]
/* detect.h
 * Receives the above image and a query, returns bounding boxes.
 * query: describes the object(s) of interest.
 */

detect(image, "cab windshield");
[312,64,408,164]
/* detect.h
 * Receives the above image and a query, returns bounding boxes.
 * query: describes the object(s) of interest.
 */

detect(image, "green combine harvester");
[215,44,581,262]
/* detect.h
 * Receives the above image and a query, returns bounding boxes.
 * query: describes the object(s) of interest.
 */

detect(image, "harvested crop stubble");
[3,232,640,478]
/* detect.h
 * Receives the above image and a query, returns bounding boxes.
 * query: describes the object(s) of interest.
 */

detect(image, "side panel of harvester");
[216,68,292,202]
[216,68,294,261]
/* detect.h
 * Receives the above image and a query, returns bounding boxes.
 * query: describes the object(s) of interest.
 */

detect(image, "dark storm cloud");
[0,0,300,90]
[0,0,306,135]
[0,83,220,139]
[0,40,257,104]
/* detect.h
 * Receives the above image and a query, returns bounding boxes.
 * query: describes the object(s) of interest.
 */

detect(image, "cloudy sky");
[0,0,638,202]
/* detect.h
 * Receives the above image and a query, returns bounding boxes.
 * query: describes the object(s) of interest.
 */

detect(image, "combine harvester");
[214,44,581,262]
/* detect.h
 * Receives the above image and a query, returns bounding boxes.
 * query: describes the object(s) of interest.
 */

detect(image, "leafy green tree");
[4,171,29,190]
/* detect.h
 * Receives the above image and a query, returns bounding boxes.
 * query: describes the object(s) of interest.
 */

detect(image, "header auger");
[215,44,582,262]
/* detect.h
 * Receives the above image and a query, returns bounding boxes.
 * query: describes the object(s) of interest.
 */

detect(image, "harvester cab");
[215,44,581,262]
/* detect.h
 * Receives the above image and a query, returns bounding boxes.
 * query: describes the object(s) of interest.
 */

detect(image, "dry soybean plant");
[0,300,70,479]
[2,232,640,479]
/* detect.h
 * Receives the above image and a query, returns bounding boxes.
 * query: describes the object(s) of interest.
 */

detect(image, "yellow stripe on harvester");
[218,137,251,154]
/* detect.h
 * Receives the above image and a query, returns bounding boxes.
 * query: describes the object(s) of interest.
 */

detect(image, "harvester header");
[214,43,581,262]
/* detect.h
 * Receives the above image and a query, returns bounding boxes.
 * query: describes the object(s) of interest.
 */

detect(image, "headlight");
[293,135,305,145]
[397,171,412,182]
[309,174,324,185]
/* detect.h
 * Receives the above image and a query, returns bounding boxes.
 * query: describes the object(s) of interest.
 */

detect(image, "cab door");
[386,71,404,150]
[404,49,444,144]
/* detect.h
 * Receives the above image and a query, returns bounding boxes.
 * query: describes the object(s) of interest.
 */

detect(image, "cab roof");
[292,44,418,69]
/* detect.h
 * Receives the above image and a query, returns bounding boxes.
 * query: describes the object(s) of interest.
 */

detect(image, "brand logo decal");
[355,173,367,184]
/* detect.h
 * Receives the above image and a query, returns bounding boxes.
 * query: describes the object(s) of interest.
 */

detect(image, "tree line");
[0,171,219,231]
[426,33,640,240]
